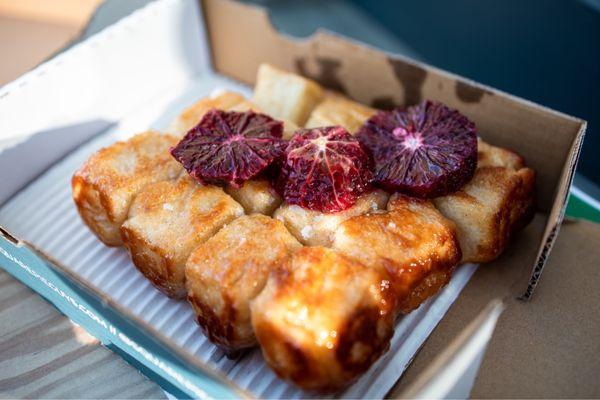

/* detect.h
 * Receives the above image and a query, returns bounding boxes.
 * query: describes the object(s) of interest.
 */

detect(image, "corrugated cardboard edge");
[201,0,587,299]
[519,121,586,299]
[0,229,251,399]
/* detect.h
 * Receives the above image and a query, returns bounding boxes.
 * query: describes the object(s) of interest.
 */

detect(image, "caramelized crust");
[168,91,253,137]
[434,165,535,263]
[224,178,282,216]
[252,63,324,126]
[71,131,182,246]
[273,190,389,246]
[120,175,244,298]
[186,215,301,351]
[305,92,377,133]
[333,194,461,314]
[432,139,535,263]
[477,138,524,169]
[251,247,396,392]
[168,90,299,139]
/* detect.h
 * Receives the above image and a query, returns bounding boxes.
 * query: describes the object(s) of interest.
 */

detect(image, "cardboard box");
[0,0,587,397]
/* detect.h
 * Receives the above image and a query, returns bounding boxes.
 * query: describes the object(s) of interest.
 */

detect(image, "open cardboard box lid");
[0,0,597,397]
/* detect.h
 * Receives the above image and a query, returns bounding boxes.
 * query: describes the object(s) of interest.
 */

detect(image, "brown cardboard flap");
[400,299,505,398]
[520,121,586,298]
[393,218,600,398]
[201,0,587,298]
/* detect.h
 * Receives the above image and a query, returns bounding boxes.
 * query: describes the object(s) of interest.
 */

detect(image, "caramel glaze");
[434,165,536,263]
[185,215,301,353]
[71,131,181,246]
[333,193,462,315]
[251,247,397,393]
[120,175,243,299]
[187,294,247,358]
[120,225,187,299]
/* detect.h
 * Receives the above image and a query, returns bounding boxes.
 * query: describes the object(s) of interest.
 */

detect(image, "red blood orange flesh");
[357,100,477,198]
[276,126,372,213]
[171,109,286,187]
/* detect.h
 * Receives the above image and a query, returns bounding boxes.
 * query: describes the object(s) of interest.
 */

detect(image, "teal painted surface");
[567,193,600,223]
[0,238,239,400]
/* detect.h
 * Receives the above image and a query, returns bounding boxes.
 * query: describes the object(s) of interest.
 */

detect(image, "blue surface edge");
[0,236,239,400]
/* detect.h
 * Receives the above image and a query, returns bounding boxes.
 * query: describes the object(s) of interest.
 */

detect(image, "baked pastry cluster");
[72,63,535,392]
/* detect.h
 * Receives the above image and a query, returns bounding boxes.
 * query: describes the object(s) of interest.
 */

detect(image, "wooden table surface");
[0,269,165,399]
